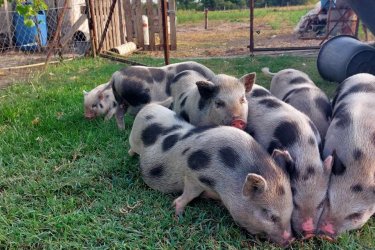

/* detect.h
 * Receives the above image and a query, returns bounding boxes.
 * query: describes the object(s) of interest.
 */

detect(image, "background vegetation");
[176,0,316,10]
[0,55,373,249]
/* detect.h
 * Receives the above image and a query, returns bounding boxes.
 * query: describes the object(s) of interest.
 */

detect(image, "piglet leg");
[115,104,127,130]
[173,176,204,216]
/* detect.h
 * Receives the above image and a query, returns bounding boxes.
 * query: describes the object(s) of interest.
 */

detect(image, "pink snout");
[281,230,295,247]
[231,119,246,130]
[301,218,315,235]
[320,222,335,235]
[84,111,96,120]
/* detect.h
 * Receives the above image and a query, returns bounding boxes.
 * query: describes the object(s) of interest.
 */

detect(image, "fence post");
[161,0,169,65]
[204,8,208,29]
[249,0,254,53]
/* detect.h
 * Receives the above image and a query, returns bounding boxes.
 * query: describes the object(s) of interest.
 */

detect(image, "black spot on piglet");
[162,133,180,152]
[350,184,363,193]
[188,150,211,170]
[219,147,240,169]
[290,76,308,84]
[332,150,346,176]
[199,176,216,188]
[149,165,164,177]
[273,121,299,148]
[141,123,164,146]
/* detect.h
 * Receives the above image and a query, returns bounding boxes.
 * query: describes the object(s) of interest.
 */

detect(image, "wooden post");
[169,0,176,50]
[97,0,118,53]
[147,0,155,50]
[4,0,12,48]
[204,8,208,29]
[249,0,254,53]
[87,0,98,57]
[124,0,134,42]
[161,0,169,65]
[45,0,69,67]
[134,0,144,48]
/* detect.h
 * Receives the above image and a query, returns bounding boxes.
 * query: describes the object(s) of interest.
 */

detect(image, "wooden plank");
[97,0,118,53]
[124,0,134,42]
[97,0,105,51]
[103,0,111,50]
[169,0,176,50]
[3,0,12,49]
[92,0,99,49]
[146,0,155,50]
[113,0,121,47]
[157,0,164,46]
[161,0,169,64]
[134,0,144,48]
[118,0,127,44]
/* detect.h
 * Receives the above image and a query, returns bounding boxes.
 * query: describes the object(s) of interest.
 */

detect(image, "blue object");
[13,10,47,51]
[320,0,336,11]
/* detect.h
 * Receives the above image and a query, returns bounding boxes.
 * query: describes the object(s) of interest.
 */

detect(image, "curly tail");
[261,67,277,77]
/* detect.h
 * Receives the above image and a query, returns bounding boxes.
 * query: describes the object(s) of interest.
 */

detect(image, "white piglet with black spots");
[83,82,117,120]
[83,61,215,129]
[245,85,333,239]
[318,73,375,239]
[129,103,295,246]
[170,70,256,129]
[263,68,332,138]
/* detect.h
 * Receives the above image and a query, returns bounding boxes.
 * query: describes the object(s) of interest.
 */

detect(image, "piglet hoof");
[301,234,315,240]
[319,235,336,242]
[117,123,125,130]
[172,197,185,217]
[128,148,135,157]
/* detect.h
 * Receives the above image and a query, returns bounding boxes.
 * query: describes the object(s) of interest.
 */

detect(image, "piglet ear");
[323,155,333,174]
[243,173,268,197]
[83,90,89,96]
[240,72,256,93]
[196,81,218,99]
[271,149,295,176]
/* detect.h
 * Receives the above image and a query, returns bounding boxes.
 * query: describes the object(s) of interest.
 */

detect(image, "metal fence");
[0,1,90,72]
[249,0,375,52]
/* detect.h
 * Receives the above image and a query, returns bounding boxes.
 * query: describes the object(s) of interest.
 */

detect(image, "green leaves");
[16,0,48,27]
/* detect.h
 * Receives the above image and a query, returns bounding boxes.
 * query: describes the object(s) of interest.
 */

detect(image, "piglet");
[129,103,294,246]
[170,70,255,129]
[263,67,332,138]
[318,73,375,239]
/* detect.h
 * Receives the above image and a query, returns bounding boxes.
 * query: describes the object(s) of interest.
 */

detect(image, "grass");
[177,5,312,26]
[0,56,374,249]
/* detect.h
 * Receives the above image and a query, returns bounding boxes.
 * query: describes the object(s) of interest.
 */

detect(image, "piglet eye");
[215,100,225,108]
[92,104,97,108]
[346,212,363,221]
[99,103,104,109]
[240,96,246,104]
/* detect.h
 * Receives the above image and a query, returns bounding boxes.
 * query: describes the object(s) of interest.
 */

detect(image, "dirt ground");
[0,20,322,88]
[146,20,322,58]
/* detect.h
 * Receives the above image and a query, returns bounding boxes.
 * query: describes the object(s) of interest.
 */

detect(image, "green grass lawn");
[177,6,311,27]
[0,56,373,249]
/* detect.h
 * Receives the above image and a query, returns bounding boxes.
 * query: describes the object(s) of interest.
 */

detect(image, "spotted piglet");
[263,67,332,138]
[110,61,215,129]
[170,70,255,129]
[83,82,117,120]
[318,73,375,239]
[129,103,294,246]
[246,85,333,239]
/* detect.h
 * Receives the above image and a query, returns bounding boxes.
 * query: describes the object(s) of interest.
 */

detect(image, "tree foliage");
[16,0,48,27]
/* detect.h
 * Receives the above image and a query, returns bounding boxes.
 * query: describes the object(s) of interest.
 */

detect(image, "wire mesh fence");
[250,0,375,51]
[0,1,91,70]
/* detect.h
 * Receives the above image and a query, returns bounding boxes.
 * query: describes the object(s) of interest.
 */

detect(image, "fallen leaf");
[32,117,40,125]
